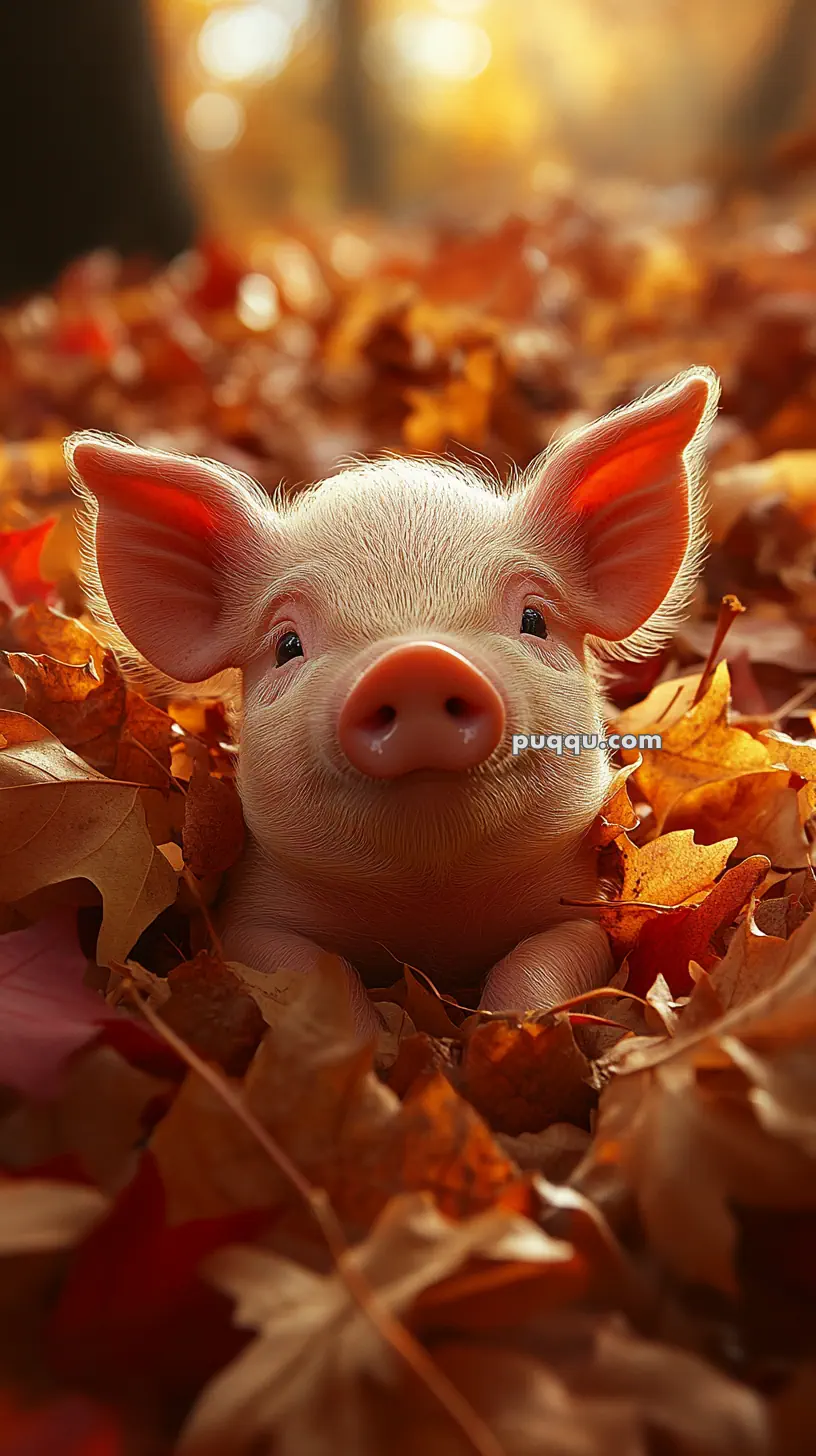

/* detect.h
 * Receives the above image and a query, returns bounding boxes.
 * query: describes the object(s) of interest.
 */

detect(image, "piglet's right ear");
[67,433,274,683]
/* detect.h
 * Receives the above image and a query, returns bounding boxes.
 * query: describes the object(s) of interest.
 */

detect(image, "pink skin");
[66,367,720,1041]
[337,641,506,779]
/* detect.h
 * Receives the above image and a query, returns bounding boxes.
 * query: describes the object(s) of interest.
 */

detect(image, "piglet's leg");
[221,925,382,1041]
[479,919,613,1014]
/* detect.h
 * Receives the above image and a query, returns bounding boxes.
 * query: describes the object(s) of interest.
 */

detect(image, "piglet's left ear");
[516,367,719,651]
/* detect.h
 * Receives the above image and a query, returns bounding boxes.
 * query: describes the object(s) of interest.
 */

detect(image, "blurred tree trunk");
[720,0,816,186]
[0,0,196,302]
[325,0,389,210]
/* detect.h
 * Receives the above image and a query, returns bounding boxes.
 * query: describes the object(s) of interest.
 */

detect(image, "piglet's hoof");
[479,920,613,1015]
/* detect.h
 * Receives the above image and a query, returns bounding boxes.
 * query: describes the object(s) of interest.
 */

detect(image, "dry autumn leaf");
[457,1015,594,1136]
[178,1192,577,1456]
[182,761,246,878]
[579,903,816,1293]
[393,1315,769,1456]
[619,663,772,830]
[151,957,529,1235]
[0,1177,109,1254]
[0,711,178,965]
[599,828,739,959]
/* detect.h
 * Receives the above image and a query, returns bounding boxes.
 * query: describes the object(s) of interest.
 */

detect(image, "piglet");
[66,366,719,1036]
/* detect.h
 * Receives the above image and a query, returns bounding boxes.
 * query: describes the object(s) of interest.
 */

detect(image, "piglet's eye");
[521,607,548,640]
[275,631,304,667]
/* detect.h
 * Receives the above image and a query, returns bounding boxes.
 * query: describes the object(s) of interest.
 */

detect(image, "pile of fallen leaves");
[2,178,816,1454]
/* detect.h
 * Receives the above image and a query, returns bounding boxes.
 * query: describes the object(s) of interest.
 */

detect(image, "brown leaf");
[10,601,106,667]
[5,603,175,787]
[151,958,528,1235]
[585,760,640,849]
[0,1044,170,1195]
[394,1315,768,1456]
[0,710,178,965]
[178,1192,575,1456]
[182,761,246,877]
[496,1124,591,1182]
[4,649,126,774]
[580,907,816,1292]
[457,1016,594,1136]
[160,952,266,1076]
[664,770,809,868]
[114,690,175,789]
[402,965,462,1038]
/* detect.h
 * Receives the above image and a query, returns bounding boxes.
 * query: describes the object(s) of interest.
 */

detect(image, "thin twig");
[120,729,188,793]
[182,867,225,961]
[561,896,692,912]
[691,594,745,707]
[548,985,653,1015]
[769,679,816,724]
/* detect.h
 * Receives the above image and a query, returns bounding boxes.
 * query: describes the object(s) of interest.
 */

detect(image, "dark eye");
[275,631,304,666]
[521,606,548,639]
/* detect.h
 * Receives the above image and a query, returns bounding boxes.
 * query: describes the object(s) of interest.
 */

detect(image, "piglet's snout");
[337,641,505,779]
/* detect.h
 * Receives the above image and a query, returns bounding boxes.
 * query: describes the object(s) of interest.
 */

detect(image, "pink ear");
[517,368,719,643]
[67,434,272,682]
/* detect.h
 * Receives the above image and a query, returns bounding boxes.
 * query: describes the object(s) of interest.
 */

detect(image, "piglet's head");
[67,366,718,879]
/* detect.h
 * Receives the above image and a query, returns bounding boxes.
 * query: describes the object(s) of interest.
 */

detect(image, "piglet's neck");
[226,827,600,989]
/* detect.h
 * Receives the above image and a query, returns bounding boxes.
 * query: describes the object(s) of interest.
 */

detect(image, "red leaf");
[0,519,56,606]
[49,1153,267,1397]
[624,857,768,997]
[0,1389,122,1456]
[0,915,177,1099]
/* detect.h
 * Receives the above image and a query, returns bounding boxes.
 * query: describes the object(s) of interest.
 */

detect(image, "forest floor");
[1,180,816,1454]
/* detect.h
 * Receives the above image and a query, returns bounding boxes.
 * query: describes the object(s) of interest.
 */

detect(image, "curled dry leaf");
[1,603,175,787]
[600,828,739,959]
[663,768,809,866]
[579,903,816,1293]
[3,650,127,776]
[623,854,770,998]
[457,1015,594,1136]
[619,663,772,831]
[159,952,267,1076]
[182,762,246,878]
[585,759,640,849]
[151,957,529,1235]
[0,711,178,966]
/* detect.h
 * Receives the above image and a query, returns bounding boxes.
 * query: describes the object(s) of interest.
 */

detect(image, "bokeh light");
[236,272,280,330]
[196,3,297,84]
[184,91,246,150]
[431,0,489,14]
[364,13,492,85]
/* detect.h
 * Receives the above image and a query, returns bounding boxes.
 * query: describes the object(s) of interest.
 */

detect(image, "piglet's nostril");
[445,696,470,719]
[365,704,397,731]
